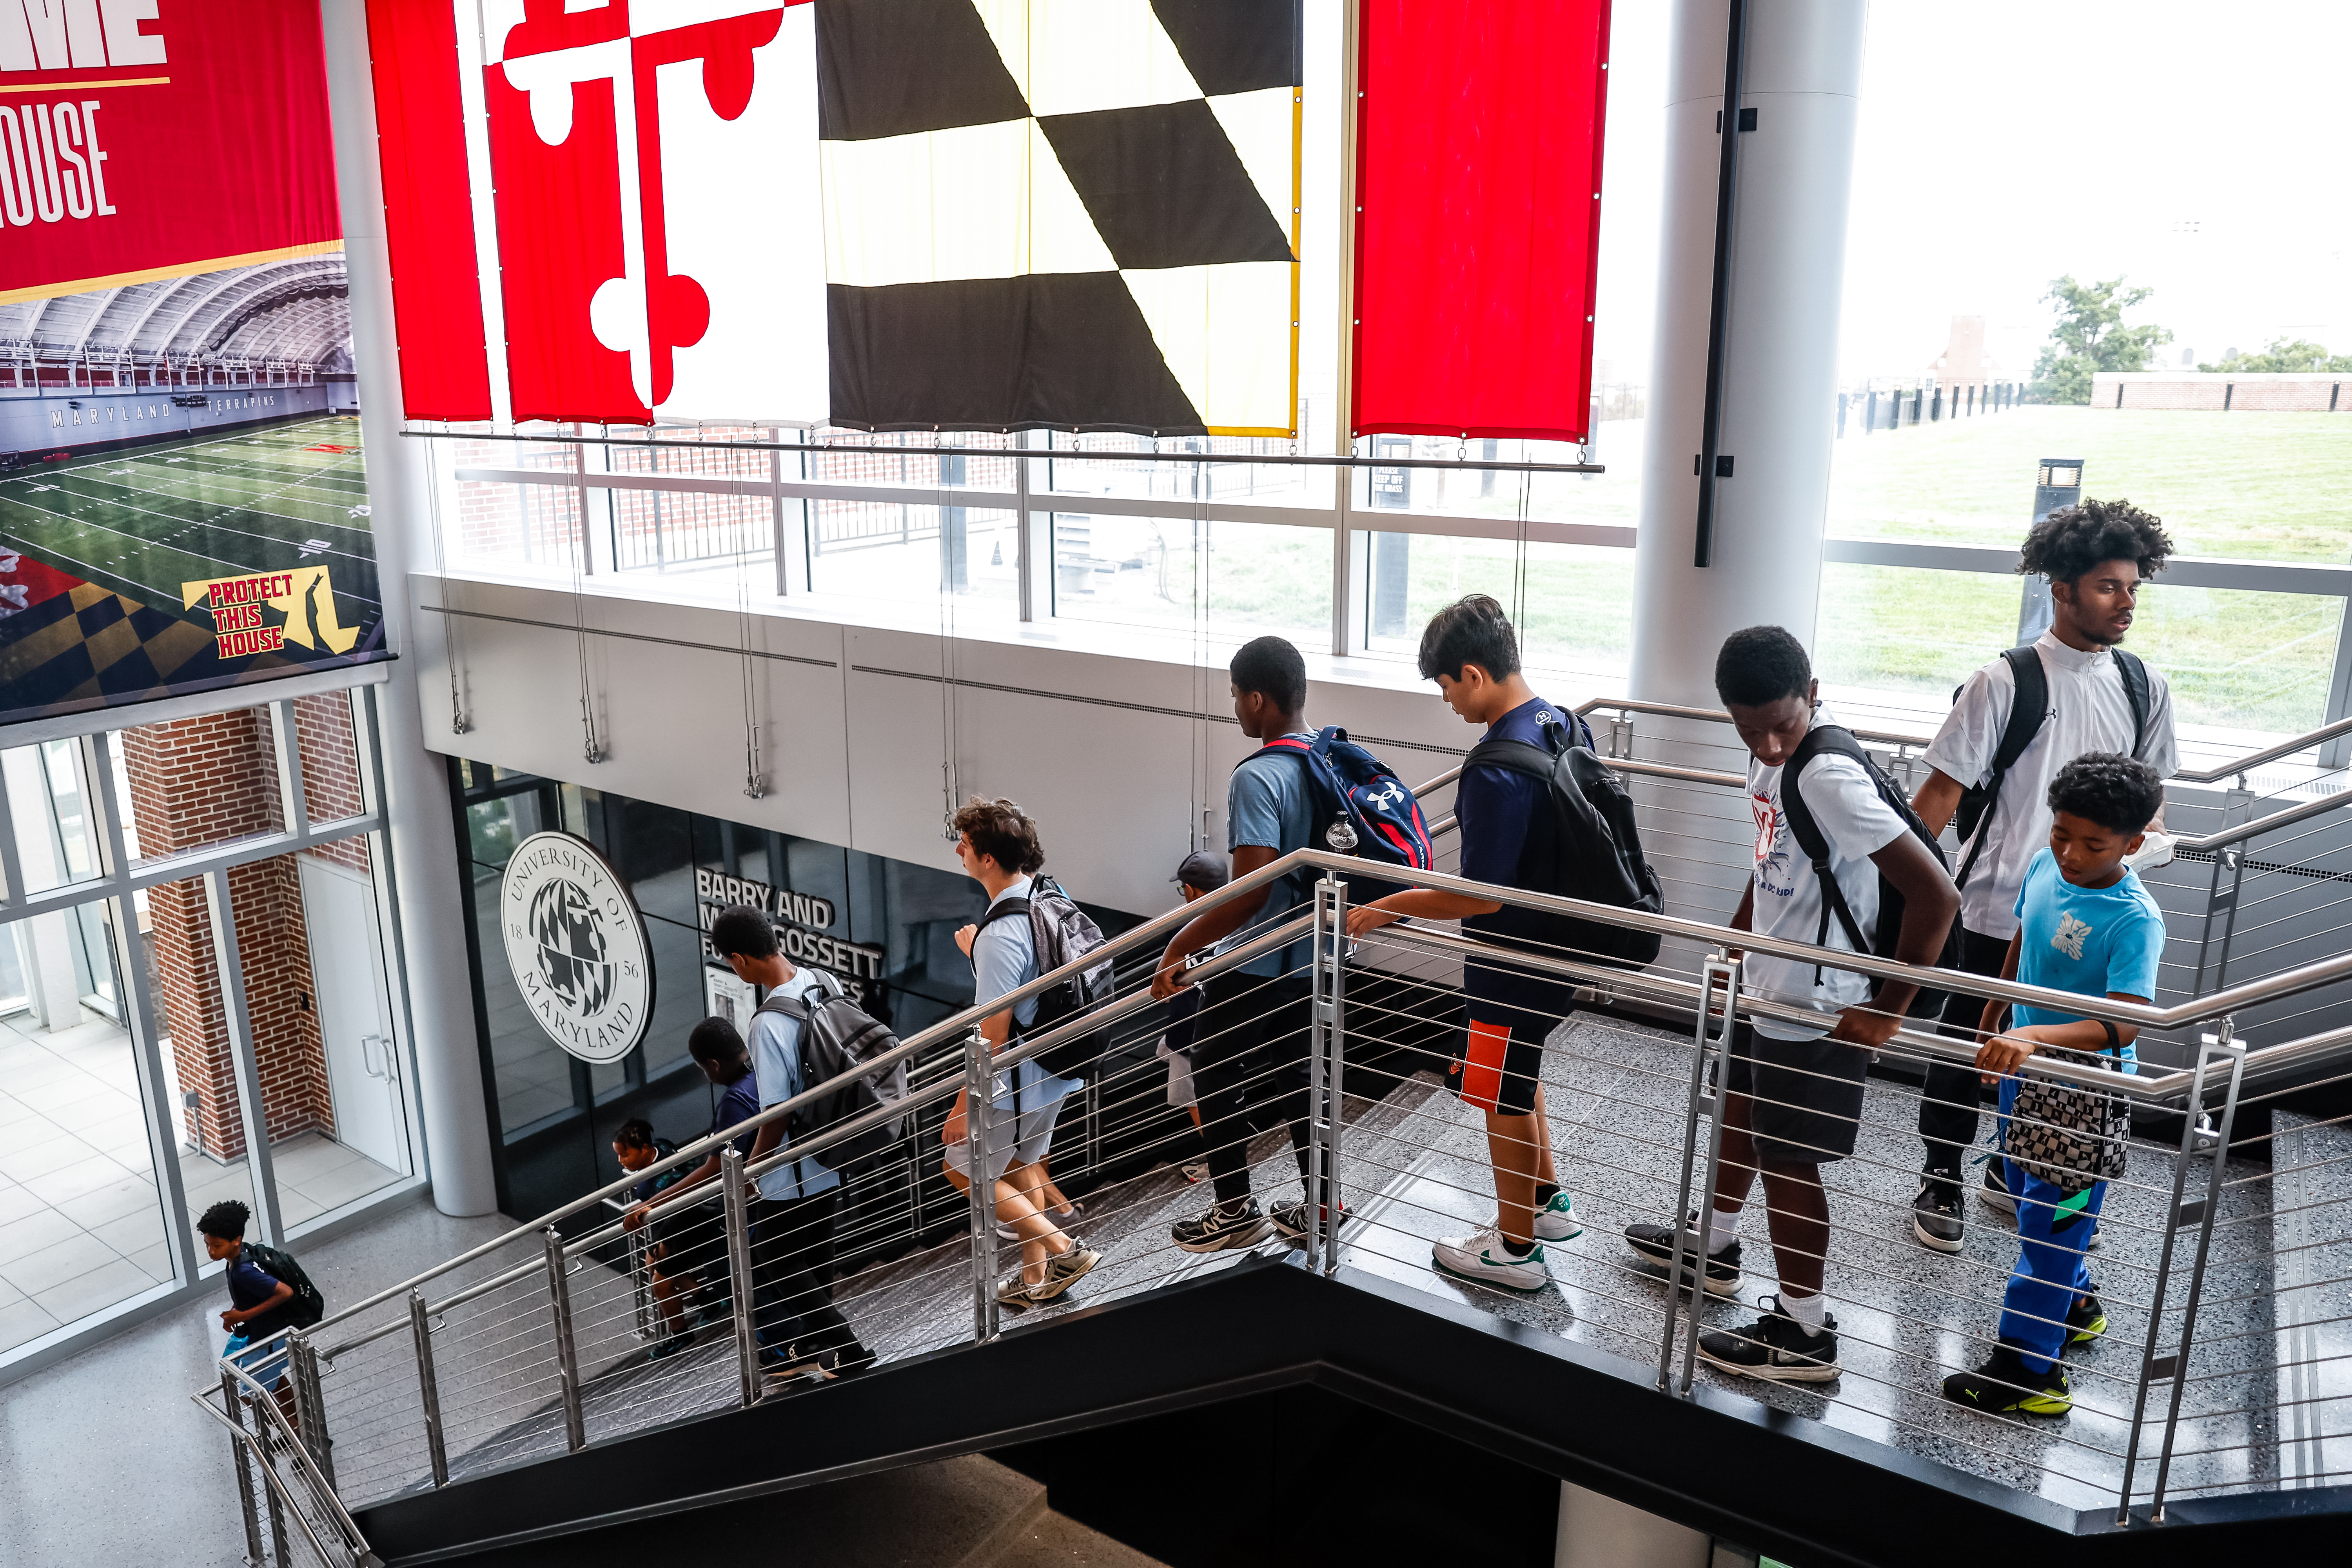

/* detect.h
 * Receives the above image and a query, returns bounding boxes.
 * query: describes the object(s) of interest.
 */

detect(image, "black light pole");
[1692,0,1750,569]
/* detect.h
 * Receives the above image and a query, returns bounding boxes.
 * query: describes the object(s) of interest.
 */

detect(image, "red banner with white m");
[0,1,343,305]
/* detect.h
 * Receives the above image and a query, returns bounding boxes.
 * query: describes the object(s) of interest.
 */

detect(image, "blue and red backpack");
[1248,728,1434,903]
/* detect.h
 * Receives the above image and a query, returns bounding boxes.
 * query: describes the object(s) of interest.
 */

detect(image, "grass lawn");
[1824,405,2352,561]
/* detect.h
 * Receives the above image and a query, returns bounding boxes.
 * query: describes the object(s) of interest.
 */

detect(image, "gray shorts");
[944,1096,1066,1185]
[1157,1042,1198,1109]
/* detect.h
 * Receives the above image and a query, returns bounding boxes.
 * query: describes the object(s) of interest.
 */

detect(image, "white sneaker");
[1533,1190,1583,1243]
[1432,1229,1548,1293]
[1181,1161,1211,1184]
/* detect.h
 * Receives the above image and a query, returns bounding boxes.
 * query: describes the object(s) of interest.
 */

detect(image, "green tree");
[2198,337,2352,374]
[2025,275,2174,405]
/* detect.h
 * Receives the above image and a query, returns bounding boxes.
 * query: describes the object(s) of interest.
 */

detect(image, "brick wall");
[120,706,353,1160]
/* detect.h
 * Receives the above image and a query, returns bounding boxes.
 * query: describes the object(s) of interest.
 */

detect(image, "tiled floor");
[0,1010,405,1356]
[314,1010,2352,1524]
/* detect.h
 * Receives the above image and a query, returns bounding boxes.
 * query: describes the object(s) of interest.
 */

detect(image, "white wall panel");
[413,572,1508,920]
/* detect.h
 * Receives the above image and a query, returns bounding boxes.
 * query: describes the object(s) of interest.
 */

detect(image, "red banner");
[1352,0,1611,441]
[0,0,342,305]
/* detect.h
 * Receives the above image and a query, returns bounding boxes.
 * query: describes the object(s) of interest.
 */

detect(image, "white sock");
[1779,1287,1827,1336]
[1706,1206,1742,1255]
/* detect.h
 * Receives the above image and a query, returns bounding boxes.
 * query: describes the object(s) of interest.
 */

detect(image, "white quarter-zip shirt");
[1924,631,2177,940]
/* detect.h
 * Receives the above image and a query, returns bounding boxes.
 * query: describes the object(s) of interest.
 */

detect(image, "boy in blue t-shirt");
[1943,754,2167,1417]
[1348,596,1583,1293]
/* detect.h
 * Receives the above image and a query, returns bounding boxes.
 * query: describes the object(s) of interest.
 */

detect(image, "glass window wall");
[0,683,416,1375]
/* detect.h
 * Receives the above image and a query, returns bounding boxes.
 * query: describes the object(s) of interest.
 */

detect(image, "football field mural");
[0,415,382,725]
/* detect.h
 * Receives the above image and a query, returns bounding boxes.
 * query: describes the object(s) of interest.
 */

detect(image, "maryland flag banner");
[369,0,1303,436]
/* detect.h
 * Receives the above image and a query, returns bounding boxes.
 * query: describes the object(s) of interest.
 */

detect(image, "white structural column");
[317,1,498,1216]
[1629,0,1866,707]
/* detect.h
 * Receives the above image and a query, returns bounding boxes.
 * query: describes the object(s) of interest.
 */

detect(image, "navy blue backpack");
[1249,728,1435,904]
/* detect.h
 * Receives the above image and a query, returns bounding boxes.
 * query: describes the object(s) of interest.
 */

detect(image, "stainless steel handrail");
[1571,695,2352,789]
[300,841,2352,1347]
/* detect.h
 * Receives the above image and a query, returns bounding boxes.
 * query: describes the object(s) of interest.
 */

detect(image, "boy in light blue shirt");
[1944,754,2167,1417]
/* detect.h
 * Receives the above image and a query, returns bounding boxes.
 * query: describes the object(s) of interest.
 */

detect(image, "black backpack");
[977,875,1116,1082]
[757,973,911,1170]
[241,1242,325,1331]
[1779,726,1963,1020]
[1951,644,2149,889]
[1459,713,1663,971]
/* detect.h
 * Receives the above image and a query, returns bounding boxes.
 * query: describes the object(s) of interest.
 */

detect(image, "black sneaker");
[1697,1295,1839,1383]
[2066,1292,2108,1347]
[1624,1217,1744,1296]
[1942,1343,2070,1416]
[1171,1199,1273,1254]
[1911,1178,1965,1253]
[1980,1159,2016,1216]
[1268,1197,1347,1243]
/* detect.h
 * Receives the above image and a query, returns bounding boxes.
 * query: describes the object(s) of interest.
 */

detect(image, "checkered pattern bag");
[2004,1046,2130,1194]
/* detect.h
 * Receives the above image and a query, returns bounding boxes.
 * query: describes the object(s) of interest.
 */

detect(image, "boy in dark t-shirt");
[623,1018,767,1357]
[1348,596,1582,1292]
[200,1199,302,1433]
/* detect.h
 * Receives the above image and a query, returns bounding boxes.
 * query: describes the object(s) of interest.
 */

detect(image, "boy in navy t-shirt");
[1943,754,2167,1417]
[200,1199,303,1433]
[1154,636,1328,1255]
[1348,597,1583,1293]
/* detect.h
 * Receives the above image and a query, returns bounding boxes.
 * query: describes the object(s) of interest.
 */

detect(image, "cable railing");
[198,811,2352,1558]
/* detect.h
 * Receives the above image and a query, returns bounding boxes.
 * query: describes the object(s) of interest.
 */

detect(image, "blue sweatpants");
[1998,1070,2107,1373]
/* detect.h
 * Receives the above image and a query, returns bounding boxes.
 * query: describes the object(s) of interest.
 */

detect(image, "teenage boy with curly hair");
[1906,500,2178,1251]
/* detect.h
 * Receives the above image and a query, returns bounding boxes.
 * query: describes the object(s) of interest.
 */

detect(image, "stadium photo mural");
[0,0,385,726]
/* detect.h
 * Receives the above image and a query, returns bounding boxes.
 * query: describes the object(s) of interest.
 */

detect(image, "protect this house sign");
[501,831,654,1064]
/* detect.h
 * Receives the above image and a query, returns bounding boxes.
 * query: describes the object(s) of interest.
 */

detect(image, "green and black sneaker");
[1943,1344,2071,1417]
[2066,1292,2108,1348]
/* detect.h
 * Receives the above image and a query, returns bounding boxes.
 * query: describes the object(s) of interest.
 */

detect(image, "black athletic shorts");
[1725,1022,1870,1165]
[1449,982,1573,1117]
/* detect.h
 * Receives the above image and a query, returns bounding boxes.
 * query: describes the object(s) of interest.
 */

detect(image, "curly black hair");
[1714,625,1813,709]
[2018,498,2174,586]
[198,1199,250,1241]
[1230,635,1308,714]
[2047,752,2164,836]
[708,904,778,961]
[952,796,1046,875]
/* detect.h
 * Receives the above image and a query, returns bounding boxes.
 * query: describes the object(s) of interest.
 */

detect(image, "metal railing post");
[1659,956,1740,1393]
[2188,779,2252,995]
[962,1024,999,1343]
[1322,875,1349,1276]
[222,1368,267,1566]
[1305,879,1333,1264]
[2116,1037,2225,1523]
[544,1227,587,1453]
[2149,1025,2250,1521]
[289,1332,334,1490]
[721,1146,760,1408]
[408,1291,449,1488]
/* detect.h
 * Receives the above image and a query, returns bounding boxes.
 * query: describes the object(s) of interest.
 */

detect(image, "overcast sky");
[1589,2,2352,388]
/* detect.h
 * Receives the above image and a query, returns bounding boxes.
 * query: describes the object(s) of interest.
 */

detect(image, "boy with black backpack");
[710,905,877,1383]
[1905,501,2176,1252]
[944,796,1102,1310]
[200,1199,324,1435]
[1621,627,1959,1382]
[1346,596,1616,1291]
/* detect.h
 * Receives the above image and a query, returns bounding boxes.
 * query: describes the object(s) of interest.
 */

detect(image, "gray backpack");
[756,971,911,1169]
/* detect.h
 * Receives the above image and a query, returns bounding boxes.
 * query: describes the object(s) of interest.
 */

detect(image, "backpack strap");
[1778,726,1874,978]
[978,897,1031,929]
[1953,646,2048,891]
[1461,736,1557,782]
[2113,648,2151,757]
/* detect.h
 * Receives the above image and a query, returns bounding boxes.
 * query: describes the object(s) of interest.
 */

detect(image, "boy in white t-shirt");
[1906,500,2177,1250]
[1622,626,1959,1382]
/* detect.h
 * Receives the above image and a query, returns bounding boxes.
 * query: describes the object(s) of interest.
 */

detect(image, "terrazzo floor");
[314,1012,2352,1522]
